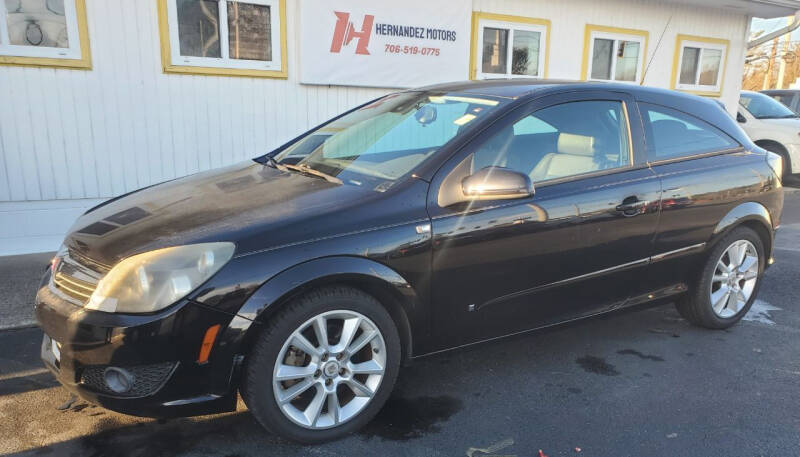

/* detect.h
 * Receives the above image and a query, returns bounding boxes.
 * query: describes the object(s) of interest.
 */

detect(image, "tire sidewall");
[696,227,765,328]
[243,288,401,444]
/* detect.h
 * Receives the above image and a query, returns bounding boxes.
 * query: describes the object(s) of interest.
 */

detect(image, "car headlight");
[86,242,235,313]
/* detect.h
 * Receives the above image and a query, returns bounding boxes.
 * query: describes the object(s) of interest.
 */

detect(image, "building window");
[471,13,549,79]
[0,0,91,69]
[158,0,286,78]
[582,25,648,83]
[672,34,728,95]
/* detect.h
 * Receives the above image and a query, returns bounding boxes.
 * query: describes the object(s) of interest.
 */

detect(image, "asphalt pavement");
[0,188,798,457]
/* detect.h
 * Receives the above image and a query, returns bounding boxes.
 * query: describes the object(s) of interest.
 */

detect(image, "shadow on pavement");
[0,369,58,397]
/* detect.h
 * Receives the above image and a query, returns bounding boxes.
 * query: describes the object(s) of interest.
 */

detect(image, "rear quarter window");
[638,102,740,161]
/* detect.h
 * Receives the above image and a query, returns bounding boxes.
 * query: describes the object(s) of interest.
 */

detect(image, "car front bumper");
[34,271,242,418]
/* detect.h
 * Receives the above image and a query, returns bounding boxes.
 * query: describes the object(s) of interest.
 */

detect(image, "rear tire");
[242,286,401,443]
[675,226,765,329]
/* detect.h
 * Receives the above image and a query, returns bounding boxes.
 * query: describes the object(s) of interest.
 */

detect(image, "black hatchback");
[35,80,784,443]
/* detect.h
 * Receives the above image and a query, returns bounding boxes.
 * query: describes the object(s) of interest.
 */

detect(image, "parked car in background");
[738,91,800,179]
[36,81,784,443]
[762,89,800,114]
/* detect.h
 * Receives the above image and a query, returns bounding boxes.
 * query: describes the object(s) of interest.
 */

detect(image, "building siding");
[0,0,750,255]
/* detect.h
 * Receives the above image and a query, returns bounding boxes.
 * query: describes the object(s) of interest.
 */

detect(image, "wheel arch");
[230,256,419,365]
[754,139,792,174]
[710,201,774,261]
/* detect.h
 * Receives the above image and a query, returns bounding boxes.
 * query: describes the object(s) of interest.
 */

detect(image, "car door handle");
[616,198,649,217]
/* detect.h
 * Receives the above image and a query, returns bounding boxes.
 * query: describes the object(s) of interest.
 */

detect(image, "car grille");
[52,272,96,303]
[80,362,177,397]
[51,250,107,305]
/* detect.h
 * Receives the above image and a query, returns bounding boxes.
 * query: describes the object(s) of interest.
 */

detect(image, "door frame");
[426,88,649,218]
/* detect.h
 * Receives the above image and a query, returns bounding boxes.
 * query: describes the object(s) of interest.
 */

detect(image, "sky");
[751,16,800,41]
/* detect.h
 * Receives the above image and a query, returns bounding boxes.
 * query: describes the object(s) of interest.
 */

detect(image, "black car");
[35,80,784,443]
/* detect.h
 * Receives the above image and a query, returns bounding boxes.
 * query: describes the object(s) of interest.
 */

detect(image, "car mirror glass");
[461,167,533,201]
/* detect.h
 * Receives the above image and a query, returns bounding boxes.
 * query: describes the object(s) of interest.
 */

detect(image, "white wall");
[0,0,750,256]
[472,0,749,110]
[0,0,388,255]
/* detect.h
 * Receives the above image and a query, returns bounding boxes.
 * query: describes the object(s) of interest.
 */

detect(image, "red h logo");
[330,11,374,55]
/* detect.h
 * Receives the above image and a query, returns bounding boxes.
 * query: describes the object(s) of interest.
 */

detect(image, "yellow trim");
[670,34,729,97]
[469,12,551,80]
[157,0,288,79]
[0,0,92,70]
[580,24,649,82]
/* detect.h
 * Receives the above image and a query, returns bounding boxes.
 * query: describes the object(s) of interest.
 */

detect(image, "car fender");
[217,256,421,367]
[710,201,775,259]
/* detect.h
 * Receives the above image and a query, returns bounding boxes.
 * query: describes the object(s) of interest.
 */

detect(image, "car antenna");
[641,13,673,85]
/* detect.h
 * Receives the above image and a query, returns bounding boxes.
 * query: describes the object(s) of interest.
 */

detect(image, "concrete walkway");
[0,252,53,329]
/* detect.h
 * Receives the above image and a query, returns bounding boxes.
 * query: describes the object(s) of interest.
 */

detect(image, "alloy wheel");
[709,239,759,318]
[272,310,387,429]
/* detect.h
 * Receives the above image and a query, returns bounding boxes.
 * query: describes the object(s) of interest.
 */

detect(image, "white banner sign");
[300,0,471,88]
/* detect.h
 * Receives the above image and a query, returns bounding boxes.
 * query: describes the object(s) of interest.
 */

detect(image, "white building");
[0,0,798,256]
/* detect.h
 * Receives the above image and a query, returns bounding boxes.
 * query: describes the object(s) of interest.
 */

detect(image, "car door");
[426,91,661,350]
[636,101,766,299]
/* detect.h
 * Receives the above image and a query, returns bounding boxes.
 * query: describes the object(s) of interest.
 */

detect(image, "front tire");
[676,226,765,329]
[242,286,401,443]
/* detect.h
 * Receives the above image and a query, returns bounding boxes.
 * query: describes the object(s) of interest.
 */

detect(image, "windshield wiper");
[282,163,343,184]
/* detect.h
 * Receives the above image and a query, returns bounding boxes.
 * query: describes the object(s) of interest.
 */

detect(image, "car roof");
[410,79,753,151]
[413,78,705,102]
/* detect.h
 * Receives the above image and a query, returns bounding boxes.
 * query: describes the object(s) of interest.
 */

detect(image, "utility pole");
[777,16,793,88]
[763,35,780,90]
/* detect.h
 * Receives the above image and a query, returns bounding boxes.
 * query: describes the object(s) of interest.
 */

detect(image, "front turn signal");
[197,324,221,364]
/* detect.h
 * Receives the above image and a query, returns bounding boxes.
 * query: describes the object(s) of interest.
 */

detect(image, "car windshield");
[740,92,798,119]
[272,91,507,190]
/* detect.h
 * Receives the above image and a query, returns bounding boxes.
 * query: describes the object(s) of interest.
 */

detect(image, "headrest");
[557,133,595,156]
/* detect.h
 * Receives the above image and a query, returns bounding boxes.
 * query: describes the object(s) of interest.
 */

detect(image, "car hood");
[757,118,800,129]
[62,161,410,267]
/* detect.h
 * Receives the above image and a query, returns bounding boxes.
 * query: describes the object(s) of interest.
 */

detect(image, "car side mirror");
[737,112,747,123]
[461,167,533,201]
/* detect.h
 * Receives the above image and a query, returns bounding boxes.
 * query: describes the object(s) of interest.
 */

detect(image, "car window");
[365,101,467,154]
[639,103,739,160]
[768,93,800,114]
[273,92,507,190]
[471,100,631,182]
[772,93,792,107]
[739,92,798,119]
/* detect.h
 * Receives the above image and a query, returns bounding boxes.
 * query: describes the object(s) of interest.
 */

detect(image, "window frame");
[0,0,91,69]
[157,0,287,78]
[671,34,728,96]
[581,25,648,84]
[638,102,742,164]
[470,12,550,80]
